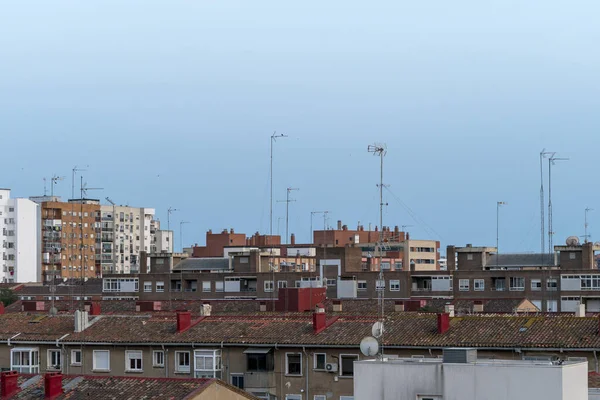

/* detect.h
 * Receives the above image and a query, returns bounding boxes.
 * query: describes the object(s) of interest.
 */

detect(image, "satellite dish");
[360,336,380,357]
[372,321,384,338]
[566,236,580,246]
[595,242,600,247]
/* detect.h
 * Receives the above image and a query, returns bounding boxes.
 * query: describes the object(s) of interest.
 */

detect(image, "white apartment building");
[354,348,588,400]
[152,229,173,253]
[0,189,41,283]
[98,205,155,274]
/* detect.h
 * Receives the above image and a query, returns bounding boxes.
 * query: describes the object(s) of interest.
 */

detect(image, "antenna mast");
[585,208,594,243]
[368,143,387,354]
[278,187,299,244]
[547,154,568,260]
[540,150,552,261]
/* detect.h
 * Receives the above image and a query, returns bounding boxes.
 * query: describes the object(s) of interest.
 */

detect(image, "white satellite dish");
[566,236,580,246]
[372,321,384,338]
[360,336,380,357]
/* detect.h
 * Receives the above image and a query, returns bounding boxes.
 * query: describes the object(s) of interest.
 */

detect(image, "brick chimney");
[290,233,296,246]
[446,245,456,271]
[313,303,326,334]
[177,310,192,333]
[394,301,404,312]
[437,313,450,334]
[0,302,5,315]
[332,300,342,312]
[44,372,63,399]
[90,302,101,316]
[1,371,19,398]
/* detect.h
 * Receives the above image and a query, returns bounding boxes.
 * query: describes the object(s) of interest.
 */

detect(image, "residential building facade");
[0,189,40,282]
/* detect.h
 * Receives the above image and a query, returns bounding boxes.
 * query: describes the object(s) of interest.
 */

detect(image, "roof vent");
[443,348,477,364]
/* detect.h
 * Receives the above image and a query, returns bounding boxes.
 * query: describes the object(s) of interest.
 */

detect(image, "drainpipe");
[303,346,309,400]
[162,344,168,378]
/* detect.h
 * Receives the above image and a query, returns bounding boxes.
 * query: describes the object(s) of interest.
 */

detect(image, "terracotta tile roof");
[589,372,600,388]
[9,375,259,399]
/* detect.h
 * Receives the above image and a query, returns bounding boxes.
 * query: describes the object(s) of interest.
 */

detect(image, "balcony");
[243,372,276,389]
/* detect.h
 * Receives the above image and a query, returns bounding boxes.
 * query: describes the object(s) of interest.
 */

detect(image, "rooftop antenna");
[548,154,568,259]
[539,150,552,261]
[167,207,178,253]
[50,175,65,197]
[269,132,288,310]
[278,187,299,244]
[584,208,594,243]
[310,211,328,244]
[72,166,88,200]
[368,142,387,355]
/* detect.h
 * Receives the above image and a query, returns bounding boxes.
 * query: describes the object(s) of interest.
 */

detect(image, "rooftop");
[360,357,584,368]
[486,253,555,267]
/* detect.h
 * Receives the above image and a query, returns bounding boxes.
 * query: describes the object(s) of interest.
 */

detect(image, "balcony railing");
[244,372,276,389]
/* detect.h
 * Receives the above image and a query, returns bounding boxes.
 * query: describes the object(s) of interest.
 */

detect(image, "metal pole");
[180,221,190,252]
[496,202,505,268]
[286,189,289,245]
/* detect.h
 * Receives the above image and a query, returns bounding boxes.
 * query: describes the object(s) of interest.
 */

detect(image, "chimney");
[394,301,405,312]
[230,228,234,234]
[444,304,455,317]
[259,301,267,312]
[576,303,586,317]
[74,310,90,333]
[313,303,326,334]
[290,233,296,246]
[332,300,342,312]
[0,302,5,315]
[44,372,63,399]
[90,302,101,316]
[583,242,594,269]
[342,225,348,231]
[437,313,450,334]
[446,245,456,271]
[473,300,484,313]
[337,220,342,230]
[1,371,19,398]
[177,310,192,333]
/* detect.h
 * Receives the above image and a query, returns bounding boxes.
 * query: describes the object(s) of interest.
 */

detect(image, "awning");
[243,347,272,354]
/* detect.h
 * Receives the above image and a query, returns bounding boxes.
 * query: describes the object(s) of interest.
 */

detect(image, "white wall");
[354,359,588,400]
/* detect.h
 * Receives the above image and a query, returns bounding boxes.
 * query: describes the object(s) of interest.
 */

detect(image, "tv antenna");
[584,208,594,243]
[368,142,387,356]
[50,175,65,197]
[547,153,568,257]
[72,165,88,200]
[277,187,299,244]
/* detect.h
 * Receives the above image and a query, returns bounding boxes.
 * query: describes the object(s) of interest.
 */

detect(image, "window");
[11,348,39,373]
[47,349,62,370]
[247,350,274,372]
[570,252,577,260]
[547,278,558,291]
[314,353,326,370]
[144,281,152,292]
[340,354,358,377]
[264,280,274,292]
[376,280,385,291]
[286,396,302,400]
[175,351,190,373]
[231,374,244,389]
[156,281,164,293]
[93,350,110,371]
[314,396,327,400]
[326,279,337,286]
[70,350,82,366]
[125,350,143,372]
[278,280,288,289]
[286,353,302,376]
[358,280,367,291]
[389,280,400,291]
[467,253,474,260]
[153,351,164,367]
[509,277,525,291]
[380,262,390,270]
[194,350,221,378]
[474,279,484,291]
[202,281,211,292]
[459,279,469,291]
[215,281,224,292]
[531,279,542,291]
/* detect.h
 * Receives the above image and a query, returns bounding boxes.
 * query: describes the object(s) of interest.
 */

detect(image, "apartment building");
[0,189,40,282]
[98,204,155,274]
[39,198,100,280]
[152,229,173,253]
[4,304,600,400]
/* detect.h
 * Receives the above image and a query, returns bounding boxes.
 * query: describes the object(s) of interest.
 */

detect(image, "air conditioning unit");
[325,363,338,373]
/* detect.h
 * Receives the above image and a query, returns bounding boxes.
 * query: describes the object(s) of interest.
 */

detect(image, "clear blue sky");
[1,1,599,254]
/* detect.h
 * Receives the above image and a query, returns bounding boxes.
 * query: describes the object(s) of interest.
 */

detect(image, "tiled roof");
[590,372,600,388]
[9,375,258,399]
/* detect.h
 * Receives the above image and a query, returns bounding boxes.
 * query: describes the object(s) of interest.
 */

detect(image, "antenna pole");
[311,211,328,244]
[496,202,506,268]
[585,208,594,243]
[548,154,568,262]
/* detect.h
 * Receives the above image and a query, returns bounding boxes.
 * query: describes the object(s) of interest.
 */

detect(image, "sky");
[1,1,600,254]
